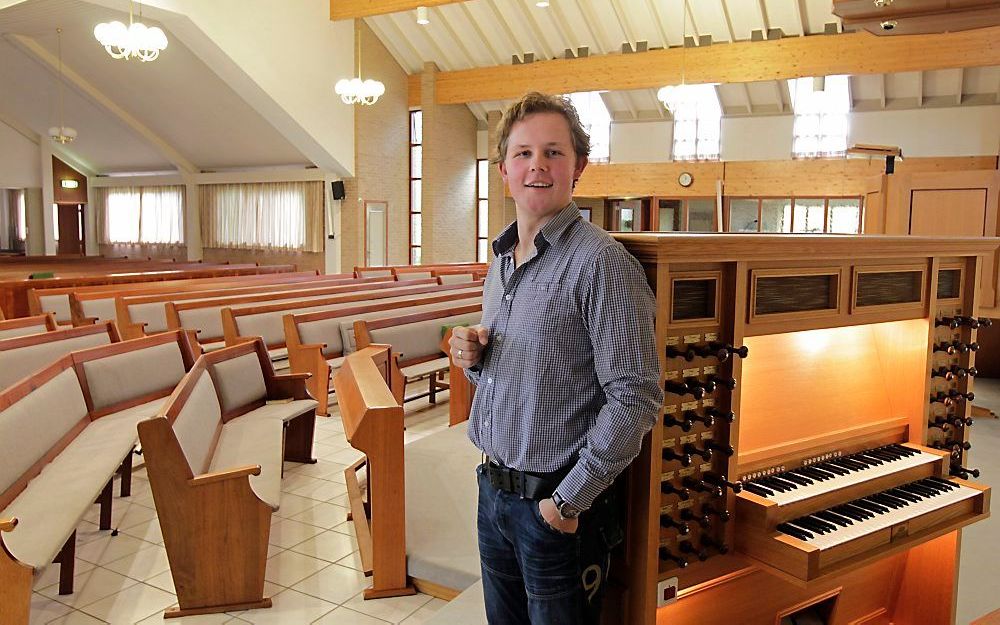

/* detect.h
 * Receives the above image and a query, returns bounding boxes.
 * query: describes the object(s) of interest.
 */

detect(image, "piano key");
[777,523,813,540]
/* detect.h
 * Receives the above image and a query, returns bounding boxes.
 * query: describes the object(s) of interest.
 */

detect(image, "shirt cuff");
[463,363,482,385]
[554,461,611,513]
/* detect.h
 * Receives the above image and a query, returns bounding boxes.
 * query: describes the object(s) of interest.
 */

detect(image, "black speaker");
[331,180,346,201]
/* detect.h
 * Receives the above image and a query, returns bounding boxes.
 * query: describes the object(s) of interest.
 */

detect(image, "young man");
[450,92,662,624]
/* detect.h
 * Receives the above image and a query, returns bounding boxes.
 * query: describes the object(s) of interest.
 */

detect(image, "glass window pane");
[410,213,422,246]
[688,199,716,232]
[580,208,592,222]
[478,199,488,235]
[478,239,488,263]
[478,160,489,199]
[410,180,421,213]
[657,199,681,232]
[792,199,825,233]
[410,110,422,144]
[410,146,422,179]
[761,199,792,233]
[411,246,421,264]
[729,199,759,232]
[828,198,862,234]
[619,207,635,232]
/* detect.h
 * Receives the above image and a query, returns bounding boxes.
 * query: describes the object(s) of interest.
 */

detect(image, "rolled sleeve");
[555,245,663,511]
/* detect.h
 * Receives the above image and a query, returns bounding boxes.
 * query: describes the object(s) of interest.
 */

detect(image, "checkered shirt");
[465,202,663,511]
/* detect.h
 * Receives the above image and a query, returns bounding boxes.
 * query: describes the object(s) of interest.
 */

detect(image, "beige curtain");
[93,185,185,244]
[1,189,26,251]
[200,181,323,252]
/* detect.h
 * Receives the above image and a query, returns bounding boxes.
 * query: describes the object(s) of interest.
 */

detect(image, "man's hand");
[450,324,489,369]
[538,498,579,534]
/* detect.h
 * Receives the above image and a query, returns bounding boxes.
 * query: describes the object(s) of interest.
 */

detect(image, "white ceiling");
[0,0,313,174]
[364,0,1000,122]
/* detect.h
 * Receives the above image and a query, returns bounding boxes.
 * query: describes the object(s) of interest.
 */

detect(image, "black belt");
[483,457,569,500]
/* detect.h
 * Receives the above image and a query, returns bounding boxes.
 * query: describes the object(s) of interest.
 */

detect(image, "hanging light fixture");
[48,28,77,145]
[657,1,695,113]
[416,6,430,25]
[334,27,385,106]
[94,0,168,62]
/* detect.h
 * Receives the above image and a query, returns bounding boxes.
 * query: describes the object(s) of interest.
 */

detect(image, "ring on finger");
[458,349,463,359]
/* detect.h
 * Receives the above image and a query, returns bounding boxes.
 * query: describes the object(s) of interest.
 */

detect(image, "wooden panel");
[329,0,465,20]
[408,74,420,109]
[909,189,988,236]
[574,162,723,198]
[432,27,1000,104]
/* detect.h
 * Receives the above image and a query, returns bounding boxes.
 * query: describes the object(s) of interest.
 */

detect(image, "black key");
[743,483,774,498]
[779,472,812,486]
[777,523,813,541]
[925,477,959,491]
[794,516,833,534]
[854,499,888,514]
[854,453,884,466]
[840,503,874,520]
[888,444,918,457]
[815,510,852,527]
[904,483,940,498]
[828,458,865,472]
[833,505,867,521]
[803,514,838,532]
[887,488,921,503]
[799,467,832,481]
[870,494,903,509]
[769,476,801,490]
[815,462,850,476]
[760,478,793,493]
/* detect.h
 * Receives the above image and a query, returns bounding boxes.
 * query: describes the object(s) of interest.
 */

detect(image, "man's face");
[500,112,588,222]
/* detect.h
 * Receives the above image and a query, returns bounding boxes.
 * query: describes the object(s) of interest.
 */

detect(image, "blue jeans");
[476,465,616,625]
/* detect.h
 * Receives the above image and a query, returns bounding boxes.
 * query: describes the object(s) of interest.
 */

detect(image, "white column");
[39,141,55,255]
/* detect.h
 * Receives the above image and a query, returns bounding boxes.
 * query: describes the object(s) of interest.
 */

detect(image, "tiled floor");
[28,393,454,625]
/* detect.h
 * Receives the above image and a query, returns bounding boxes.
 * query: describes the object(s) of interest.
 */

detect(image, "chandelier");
[657,0,691,113]
[94,0,168,62]
[48,28,77,144]
[335,27,384,105]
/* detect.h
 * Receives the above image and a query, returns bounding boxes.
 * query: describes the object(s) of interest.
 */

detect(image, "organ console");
[608,234,994,625]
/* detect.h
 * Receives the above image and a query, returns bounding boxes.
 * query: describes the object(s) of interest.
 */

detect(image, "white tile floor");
[28,393,453,625]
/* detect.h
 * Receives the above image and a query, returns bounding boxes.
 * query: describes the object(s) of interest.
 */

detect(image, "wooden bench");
[0,321,121,391]
[284,287,484,416]
[354,263,487,280]
[0,330,198,625]
[117,275,396,339]
[137,339,318,618]
[164,278,438,347]
[65,270,325,326]
[0,313,57,340]
[223,281,483,370]
[354,304,483,405]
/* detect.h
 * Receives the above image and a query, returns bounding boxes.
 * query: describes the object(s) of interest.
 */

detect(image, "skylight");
[666,84,722,161]
[566,91,611,163]
[789,75,851,158]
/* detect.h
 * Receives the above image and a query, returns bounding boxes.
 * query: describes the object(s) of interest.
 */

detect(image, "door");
[56,203,84,255]
[364,200,388,267]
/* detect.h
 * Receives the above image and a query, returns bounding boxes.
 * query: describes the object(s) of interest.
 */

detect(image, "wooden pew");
[118,276,395,339]
[354,263,487,280]
[333,344,415,599]
[439,330,476,427]
[284,286,484,416]
[0,313,57,340]
[0,330,197,625]
[0,321,121,391]
[164,278,439,346]
[223,281,483,368]
[137,339,317,618]
[354,304,483,405]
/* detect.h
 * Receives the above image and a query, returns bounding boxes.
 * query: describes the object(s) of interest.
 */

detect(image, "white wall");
[610,121,673,163]
[0,120,40,188]
[850,105,1000,157]
[721,116,795,161]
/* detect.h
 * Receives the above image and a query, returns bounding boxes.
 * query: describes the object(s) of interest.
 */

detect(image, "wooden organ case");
[612,234,995,625]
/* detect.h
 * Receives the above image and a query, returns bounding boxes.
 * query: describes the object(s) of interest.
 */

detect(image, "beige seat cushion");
[209,418,284,509]
[401,357,450,381]
[239,399,317,423]
[212,353,267,413]
[1,413,142,569]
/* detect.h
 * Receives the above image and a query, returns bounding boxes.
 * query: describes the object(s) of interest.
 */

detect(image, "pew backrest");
[0,321,121,390]
[0,313,57,340]
[356,304,483,366]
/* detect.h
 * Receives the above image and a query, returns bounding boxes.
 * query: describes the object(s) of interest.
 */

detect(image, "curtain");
[94,185,184,244]
[0,189,26,252]
[200,181,323,252]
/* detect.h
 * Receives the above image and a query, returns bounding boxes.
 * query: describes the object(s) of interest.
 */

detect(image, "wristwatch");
[552,492,581,520]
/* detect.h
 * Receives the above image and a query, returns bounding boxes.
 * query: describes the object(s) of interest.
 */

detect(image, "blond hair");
[492,92,591,164]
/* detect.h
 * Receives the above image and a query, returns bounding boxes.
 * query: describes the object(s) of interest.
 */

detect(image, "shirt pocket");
[522,281,578,333]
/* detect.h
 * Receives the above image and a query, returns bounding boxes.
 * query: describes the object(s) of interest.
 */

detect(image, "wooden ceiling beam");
[430,26,1000,104]
[330,0,467,21]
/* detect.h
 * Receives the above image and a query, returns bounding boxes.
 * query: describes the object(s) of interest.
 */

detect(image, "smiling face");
[499,112,588,226]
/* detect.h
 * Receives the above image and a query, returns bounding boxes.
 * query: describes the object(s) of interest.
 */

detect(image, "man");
[449,92,662,624]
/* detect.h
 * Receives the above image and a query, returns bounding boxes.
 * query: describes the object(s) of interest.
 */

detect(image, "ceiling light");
[335,27,385,105]
[94,0,168,62]
[416,6,429,25]
[48,28,77,145]
[61,179,79,189]
[536,1,550,7]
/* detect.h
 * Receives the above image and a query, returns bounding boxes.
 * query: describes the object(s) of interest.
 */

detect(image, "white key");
[763,451,941,505]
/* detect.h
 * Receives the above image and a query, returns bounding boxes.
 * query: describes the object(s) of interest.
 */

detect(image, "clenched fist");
[450,324,490,369]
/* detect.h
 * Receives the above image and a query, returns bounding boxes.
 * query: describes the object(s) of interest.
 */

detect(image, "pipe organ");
[612,234,995,625]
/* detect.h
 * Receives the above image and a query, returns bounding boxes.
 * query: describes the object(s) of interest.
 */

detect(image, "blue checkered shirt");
[466,202,662,511]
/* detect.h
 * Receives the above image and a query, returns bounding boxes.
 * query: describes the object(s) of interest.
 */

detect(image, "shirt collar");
[491,201,581,258]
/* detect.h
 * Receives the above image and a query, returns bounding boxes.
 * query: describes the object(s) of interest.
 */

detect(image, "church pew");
[0,330,198,625]
[0,321,120,391]
[354,262,487,279]
[222,281,483,369]
[0,313,58,340]
[284,288,483,415]
[118,276,395,339]
[354,303,483,405]
[137,339,317,618]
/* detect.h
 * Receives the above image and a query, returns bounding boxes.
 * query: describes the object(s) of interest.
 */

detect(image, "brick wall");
[421,63,478,264]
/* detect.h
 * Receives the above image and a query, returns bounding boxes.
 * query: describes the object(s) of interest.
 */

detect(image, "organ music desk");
[610,234,996,625]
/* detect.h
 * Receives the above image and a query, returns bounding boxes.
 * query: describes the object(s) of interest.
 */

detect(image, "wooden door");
[56,204,84,255]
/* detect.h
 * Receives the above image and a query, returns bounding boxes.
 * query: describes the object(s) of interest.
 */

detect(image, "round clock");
[678,172,694,188]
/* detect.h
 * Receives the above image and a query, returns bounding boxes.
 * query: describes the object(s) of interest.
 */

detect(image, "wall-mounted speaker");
[331,180,346,201]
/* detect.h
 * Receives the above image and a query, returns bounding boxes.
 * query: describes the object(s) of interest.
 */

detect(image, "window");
[476,159,489,262]
[96,185,184,244]
[653,198,717,231]
[200,181,324,251]
[565,92,611,162]
[668,85,722,161]
[410,110,422,264]
[790,76,850,158]
[725,197,863,234]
